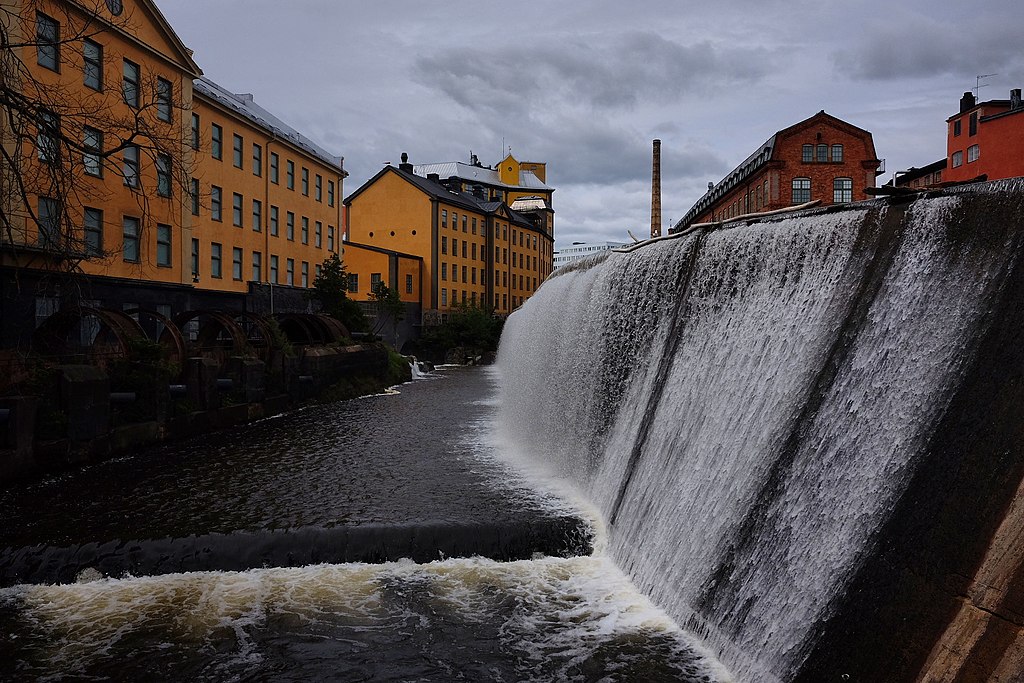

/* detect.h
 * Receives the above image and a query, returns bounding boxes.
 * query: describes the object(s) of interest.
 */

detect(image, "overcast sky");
[158,1,1024,248]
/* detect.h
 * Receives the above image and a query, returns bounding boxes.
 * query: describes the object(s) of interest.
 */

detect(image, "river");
[0,366,728,682]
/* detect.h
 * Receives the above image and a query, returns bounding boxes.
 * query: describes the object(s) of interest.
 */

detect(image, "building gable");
[89,0,202,76]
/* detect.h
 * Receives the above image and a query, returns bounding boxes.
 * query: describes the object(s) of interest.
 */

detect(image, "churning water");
[0,367,726,682]
[497,186,1024,681]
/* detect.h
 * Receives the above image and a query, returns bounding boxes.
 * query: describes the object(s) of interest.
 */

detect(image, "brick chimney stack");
[651,139,662,238]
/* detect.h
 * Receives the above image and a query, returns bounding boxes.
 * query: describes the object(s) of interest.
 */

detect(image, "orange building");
[343,153,551,339]
[673,111,882,231]
[0,0,345,347]
[190,78,345,294]
[944,89,1024,184]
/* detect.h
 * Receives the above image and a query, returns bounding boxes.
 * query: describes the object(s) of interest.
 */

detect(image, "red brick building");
[673,111,882,231]
[944,89,1024,184]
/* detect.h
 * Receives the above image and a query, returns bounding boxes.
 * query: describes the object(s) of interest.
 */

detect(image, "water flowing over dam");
[498,181,1024,681]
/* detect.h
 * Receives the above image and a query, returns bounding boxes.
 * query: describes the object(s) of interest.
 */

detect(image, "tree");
[371,281,404,347]
[1,1,196,292]
[308,253,367,333]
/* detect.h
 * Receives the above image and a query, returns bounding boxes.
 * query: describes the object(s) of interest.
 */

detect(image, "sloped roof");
[413,161,553,191]
[194,77,344,172]
[345,167,536,229]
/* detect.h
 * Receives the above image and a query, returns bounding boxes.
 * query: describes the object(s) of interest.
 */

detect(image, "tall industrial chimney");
[651,139,662,238]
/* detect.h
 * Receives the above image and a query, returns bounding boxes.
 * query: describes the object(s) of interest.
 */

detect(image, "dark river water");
[0,367,727,682]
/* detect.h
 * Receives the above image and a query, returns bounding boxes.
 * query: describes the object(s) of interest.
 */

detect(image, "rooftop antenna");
[975,73,997,98]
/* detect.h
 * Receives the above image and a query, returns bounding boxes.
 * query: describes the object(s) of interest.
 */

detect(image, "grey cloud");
[833,13,1024,82]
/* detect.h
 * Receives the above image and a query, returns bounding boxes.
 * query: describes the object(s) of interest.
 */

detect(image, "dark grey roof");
[195,77,344,172]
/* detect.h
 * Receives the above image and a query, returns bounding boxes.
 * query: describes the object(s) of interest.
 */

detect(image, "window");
[211,186,222,221]
[442,236,448,254]
[270,153,279,184]
[315,221,322,247]
[792,177,811,204]
[84,207,102,256]
[156,224,172,266]
[462,241,467,258]
[191,239,199,278]
[472,218,477,234]
[462,215,467,232]
[156,153,172,197]
[301,216,309,244]
[37,197,61,248]
[442,209,448,227]
[252,251,262,281]
[953,119,962,137]
[453,212,458,230]
[122,216,140,262]
[287,160,295,189]
[347,273,358,292]
[233,134,243,168]
[328,180,335,206]
[968,144,980,163]
[952,150,963,168]
[83,39,102,89]
[252,199,262,232]
[36,111,59,163]
[191,178,200,215]
[232,193,243,226]
[833,177,852,203]
[270,255,279,284]
[301,261,309,288]
[370,273,382,292]
[471,268,477,284]
[451,262,458,282]
[301,167,309,195]
[441,289,448,307]
[253,144,262,176]
[462,265,467,282]
[328,226,335,251]
[472,243,477,260]
[286,258,294,285]
[122,59,140,107]
[156,78,172,122]
[270,206,279,236]
[191,113,200,150]
[315,174,322,201]
[36,12,59,71]
[211,124,223,160]
[232,247,243,280]
[816,144,828,162]
[123,145,139,187]
[969,112,978,136]
[406,274,413,294]
[441,262,448,280]
[831,144,844,163]
[802,144,813,163]
[211,243,222,278]
[83,126,102,176]
[452,238,457,256]
[287,211,295,240]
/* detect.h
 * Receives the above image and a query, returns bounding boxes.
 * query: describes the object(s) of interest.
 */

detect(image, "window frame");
[832,177,853,203]
[36,12,59,72]
[156,153,172,197]
[156,223,172,267]
[122,215,140,262]
[83,39,103,90]
[122,145,139,188]
[791,177,811,204]
[211,124,223,160]
[232,133,243,168]
[156,77,173,123]
[122,59,140,108]
[84,207,103,256]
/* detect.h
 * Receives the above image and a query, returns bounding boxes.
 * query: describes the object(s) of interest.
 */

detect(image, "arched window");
[831,144,844,162]
[833,177,853,203]
[792,177,811,204]
[816,144,828,162]
[802,144,814,162]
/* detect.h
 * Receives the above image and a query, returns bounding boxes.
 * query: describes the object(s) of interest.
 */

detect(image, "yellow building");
[0,0,345,346]
[343,153,555,334]
[191,78,345,293]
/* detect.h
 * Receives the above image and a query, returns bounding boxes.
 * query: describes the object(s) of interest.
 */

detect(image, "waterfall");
[498,183,1024,681]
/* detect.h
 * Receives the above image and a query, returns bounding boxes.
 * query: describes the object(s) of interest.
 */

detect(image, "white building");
[553,241,630,269]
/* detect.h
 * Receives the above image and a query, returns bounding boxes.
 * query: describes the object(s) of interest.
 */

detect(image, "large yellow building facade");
[0,0,345,347]
[343,153,554,334]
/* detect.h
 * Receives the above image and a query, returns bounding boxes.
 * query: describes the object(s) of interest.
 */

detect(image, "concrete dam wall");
[497,180,1024,682]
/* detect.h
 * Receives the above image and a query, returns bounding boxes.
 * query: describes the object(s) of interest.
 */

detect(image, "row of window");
[346,273,415,295]
[200,184,336,249]
[190,240,319,286]
[36,198,174,266]
[792,177,853,204]
[198,117,336,206]
[438,262,536,291]
[438,289,523,311]
[439,210,540,250]
[802,144,844,163]
[952,112,978,138]
[37,12,174,120]
[951,144,980,168]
